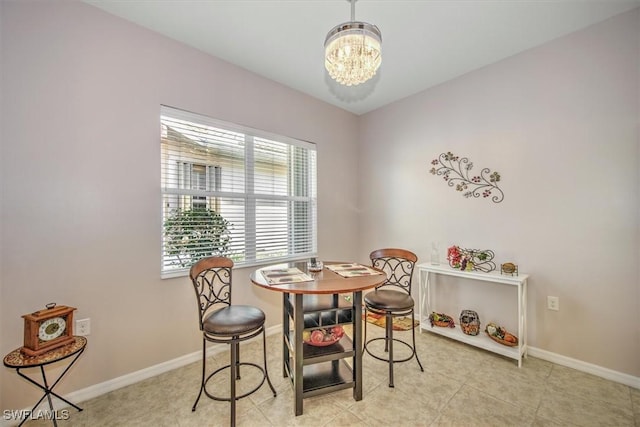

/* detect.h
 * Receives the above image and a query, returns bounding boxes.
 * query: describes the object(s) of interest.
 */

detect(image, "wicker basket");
[459,310,480,336]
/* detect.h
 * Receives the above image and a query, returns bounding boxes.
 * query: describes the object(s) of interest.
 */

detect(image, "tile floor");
[22,323,640,426]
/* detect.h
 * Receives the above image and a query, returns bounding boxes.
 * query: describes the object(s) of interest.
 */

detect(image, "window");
[177,163,221,211]
[160,106,317,276]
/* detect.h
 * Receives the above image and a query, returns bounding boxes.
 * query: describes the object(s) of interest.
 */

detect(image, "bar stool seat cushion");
[364,289,414,311]
[203,305,265,336]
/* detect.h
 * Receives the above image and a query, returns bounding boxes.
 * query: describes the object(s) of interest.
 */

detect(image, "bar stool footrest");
[203,362,269,402]
[364,337,417,364]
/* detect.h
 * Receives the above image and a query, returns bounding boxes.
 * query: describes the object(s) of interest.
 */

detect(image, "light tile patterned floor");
[21,323,640,426]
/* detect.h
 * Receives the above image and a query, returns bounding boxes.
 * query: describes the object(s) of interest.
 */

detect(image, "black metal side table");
[3,336,87,426]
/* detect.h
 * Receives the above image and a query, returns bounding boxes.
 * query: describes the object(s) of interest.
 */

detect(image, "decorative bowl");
[485,322,518,346]
[303,326,344,347]
[429,312,455,328]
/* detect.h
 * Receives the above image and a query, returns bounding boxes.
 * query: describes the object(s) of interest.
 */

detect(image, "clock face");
[38,317,66,341]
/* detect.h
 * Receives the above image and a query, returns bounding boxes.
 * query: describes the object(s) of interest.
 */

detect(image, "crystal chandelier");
[324,0,382,86]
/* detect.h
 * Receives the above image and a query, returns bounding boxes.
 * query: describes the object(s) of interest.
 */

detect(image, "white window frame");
[160,106,317,278]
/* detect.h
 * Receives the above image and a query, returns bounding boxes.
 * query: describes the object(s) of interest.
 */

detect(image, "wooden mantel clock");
[21,303,76,356]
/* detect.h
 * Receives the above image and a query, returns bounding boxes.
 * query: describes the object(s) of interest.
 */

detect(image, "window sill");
[161,254,316,280]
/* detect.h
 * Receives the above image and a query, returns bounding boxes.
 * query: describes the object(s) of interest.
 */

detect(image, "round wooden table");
[251,261,385,416]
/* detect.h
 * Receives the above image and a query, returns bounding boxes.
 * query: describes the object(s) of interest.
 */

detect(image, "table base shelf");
[251,261,383,416]
[284,334,355,365]
[301,361,354,396]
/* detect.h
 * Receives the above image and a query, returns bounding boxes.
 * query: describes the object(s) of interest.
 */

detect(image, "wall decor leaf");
[429,152,504,203]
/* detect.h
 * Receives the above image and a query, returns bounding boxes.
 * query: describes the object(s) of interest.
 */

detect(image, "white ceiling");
[85,0,639,115]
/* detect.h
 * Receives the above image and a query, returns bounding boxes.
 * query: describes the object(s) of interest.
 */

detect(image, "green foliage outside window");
[163,208,232,268]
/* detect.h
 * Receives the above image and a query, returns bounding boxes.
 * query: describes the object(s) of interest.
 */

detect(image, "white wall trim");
[528,346,640,389]
[1,325,281,427]
[65,324,282,404]
[3,329,638,427]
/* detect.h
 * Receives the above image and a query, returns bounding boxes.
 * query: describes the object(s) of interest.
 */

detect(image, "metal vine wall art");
[429,152,504,203]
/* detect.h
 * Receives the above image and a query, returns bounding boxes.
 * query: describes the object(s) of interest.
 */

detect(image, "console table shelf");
[417,263,529,367]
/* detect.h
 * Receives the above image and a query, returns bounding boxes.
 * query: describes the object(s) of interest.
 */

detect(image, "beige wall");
[1,0,638,414]
[357,9,639,376]
[0,1,360,410]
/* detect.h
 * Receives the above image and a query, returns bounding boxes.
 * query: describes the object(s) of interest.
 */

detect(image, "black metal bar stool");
[363,248,424,387]
[189,256,276,426]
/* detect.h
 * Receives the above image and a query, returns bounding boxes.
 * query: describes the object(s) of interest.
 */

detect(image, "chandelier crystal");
[324,0,382,86]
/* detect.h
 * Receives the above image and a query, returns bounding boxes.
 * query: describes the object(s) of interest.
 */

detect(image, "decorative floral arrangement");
[447,245,496,272]
[429,152,504,203]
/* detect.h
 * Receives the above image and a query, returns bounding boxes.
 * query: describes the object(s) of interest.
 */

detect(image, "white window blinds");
[160,106,317,277]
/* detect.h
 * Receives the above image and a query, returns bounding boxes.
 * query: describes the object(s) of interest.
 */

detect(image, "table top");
[3,336,87,368]
[251,261,385,294]
[417,263,529,284]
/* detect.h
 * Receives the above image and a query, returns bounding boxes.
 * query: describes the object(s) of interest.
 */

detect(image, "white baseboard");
[528,346,640,389]
[1,325,281,427]
[63,324,282,404]
[3,328,638,427]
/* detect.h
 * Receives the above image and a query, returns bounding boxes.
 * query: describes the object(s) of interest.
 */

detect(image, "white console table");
[417,263,529,367]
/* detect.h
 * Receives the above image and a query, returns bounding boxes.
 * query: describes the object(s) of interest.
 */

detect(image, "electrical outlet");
[76,318,91,336]
[547,296,559,311]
